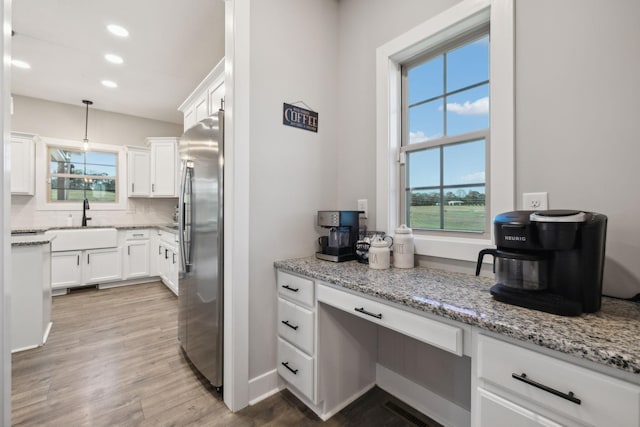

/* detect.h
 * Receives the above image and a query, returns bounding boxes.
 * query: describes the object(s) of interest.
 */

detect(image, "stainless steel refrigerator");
[178,110,224,388]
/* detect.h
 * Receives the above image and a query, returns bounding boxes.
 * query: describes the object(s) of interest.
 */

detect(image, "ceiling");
[11,0,225,124]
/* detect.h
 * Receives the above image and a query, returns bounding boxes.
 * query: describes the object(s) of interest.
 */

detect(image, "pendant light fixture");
[82,99,93,151]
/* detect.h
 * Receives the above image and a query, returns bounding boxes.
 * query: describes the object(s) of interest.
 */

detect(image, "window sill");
[413,234,492,262]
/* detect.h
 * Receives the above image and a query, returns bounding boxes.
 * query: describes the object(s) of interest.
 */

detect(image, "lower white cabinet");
[473,333,640,427]
[11,242,51,352]
[123,240,150,279]
[51,248,122,293]
[51,251,83,290]
[85,248,122,284]
[156,230,179,295]
[476,388,561,427]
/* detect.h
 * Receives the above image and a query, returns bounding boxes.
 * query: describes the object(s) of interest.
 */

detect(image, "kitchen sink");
[44,228,118,252]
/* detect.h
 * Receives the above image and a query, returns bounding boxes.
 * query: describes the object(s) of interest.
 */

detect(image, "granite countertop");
[274,256,640,376]
[11,233,54,247]
[11,223,178,234]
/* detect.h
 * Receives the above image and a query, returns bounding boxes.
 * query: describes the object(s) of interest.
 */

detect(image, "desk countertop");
[274,256,640,376]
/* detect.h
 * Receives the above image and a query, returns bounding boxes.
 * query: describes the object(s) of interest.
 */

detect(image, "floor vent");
[384,400,441,427]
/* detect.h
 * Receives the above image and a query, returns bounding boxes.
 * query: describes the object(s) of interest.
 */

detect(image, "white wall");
[248,0,340,381]
[10,95,183,228]
[1,0,11,423]
[336,0,463,231]
[515,0,640,298]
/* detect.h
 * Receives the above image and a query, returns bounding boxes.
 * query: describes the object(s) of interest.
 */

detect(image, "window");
[48,146,118,203]
[401,32,489,235]
[376,0,514,261]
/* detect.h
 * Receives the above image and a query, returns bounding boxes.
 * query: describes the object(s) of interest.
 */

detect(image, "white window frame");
[376,0,514,261]
[36,137,128,211]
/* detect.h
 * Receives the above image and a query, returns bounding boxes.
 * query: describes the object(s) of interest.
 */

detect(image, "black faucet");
[82,198,91,227]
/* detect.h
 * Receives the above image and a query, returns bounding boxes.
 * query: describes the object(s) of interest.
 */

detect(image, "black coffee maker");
[476,210,607,316]
[316,211,361,262]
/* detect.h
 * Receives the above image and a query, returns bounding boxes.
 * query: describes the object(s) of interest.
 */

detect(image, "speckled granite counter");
[11,234,54,247]
[274,256,640,376]
[11,223,177,234]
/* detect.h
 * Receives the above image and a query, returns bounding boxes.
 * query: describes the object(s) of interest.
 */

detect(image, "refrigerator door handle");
[178,159,188,273]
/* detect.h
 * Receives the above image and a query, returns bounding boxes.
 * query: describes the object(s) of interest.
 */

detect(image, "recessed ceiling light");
[104,53,123,64]
[101,80,118,88]
[107,24,129,38]
[12,59,31,69]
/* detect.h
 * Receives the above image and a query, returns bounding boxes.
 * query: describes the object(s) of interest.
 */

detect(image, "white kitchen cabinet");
[473,333,640,427]
[51,247,121,294]
[277,271,317,403]
[123,230,151,279]
[126,139,178,198]
[178,57,224,131]
[476,388,561,427]
[84,248,122,284]
[149,138,178,197]
[11,241,52,352]
[51,251,83,291]
[127,148,151,197]
[10,132,36,195]
[156,229,179,295]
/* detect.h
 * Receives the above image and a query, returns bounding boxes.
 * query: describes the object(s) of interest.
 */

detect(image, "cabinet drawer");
[477,334,640,427]
[125,230,149,240]
[277,271,314,308]
[277,298,314,355]
[277,337,314,402]
[317,283,463,355]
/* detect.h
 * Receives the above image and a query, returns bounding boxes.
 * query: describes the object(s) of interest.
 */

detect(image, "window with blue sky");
[402,32,489,233]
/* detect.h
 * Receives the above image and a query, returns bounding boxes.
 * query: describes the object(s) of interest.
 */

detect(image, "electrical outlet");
[523,192,548,211]
[357,199,368,219]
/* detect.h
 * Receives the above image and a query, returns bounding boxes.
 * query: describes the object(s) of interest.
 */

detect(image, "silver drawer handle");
[281,362,298,375]
[512,373,581,405]
[282,284,299,292]
[355,307,382,319]
[281,320,299,331]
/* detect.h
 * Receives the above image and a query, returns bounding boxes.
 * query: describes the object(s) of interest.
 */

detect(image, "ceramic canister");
[369,236,392,270]
[393,224,414,268]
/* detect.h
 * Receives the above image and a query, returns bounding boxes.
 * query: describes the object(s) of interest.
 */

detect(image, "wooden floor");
[12,282,437,426]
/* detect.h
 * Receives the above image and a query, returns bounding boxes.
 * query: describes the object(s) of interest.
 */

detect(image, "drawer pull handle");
[282,284,299,292]
[355,307,382,319]
[511,373,581,405]
[281,362,298,375]
[281,320,299,330]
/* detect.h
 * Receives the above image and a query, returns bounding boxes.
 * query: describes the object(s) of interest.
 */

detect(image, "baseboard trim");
[248,369,282,405]
[319,382,376,421]
[376,364,470,427]
[42,321,53,344]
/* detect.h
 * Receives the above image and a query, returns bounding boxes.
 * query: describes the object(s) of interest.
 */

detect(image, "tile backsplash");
[11,196,177,228]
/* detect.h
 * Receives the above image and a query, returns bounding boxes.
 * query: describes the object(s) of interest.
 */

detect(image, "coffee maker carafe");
[316,211,360,262]
[476,210,607,316]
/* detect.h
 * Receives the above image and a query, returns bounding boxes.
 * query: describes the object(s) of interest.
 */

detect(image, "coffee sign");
[283,102,318,133]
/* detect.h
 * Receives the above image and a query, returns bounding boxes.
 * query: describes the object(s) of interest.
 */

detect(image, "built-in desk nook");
[274,257,640,427]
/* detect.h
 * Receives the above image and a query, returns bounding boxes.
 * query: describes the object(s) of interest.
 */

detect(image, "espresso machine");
[476,210,607,316]
[316,210,361,262]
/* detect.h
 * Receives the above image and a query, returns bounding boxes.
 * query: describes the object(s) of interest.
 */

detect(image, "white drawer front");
[477,334,640,427]
[277,271,314,308]
[317,283,463,356]
[277,297,314,355]
[277,337,314,401]
[125,230,150,240]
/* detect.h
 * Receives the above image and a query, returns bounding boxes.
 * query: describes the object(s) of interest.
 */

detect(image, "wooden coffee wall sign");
[282,102,318,133]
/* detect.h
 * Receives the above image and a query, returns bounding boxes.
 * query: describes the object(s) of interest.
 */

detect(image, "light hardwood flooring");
[12,282,437,426]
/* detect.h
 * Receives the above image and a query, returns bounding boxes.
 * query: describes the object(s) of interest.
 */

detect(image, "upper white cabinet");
[127,148,151,197]
[149,138,178,197]
[126,138,178,198]
[10,132,37,195]
[178,57,224,131]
